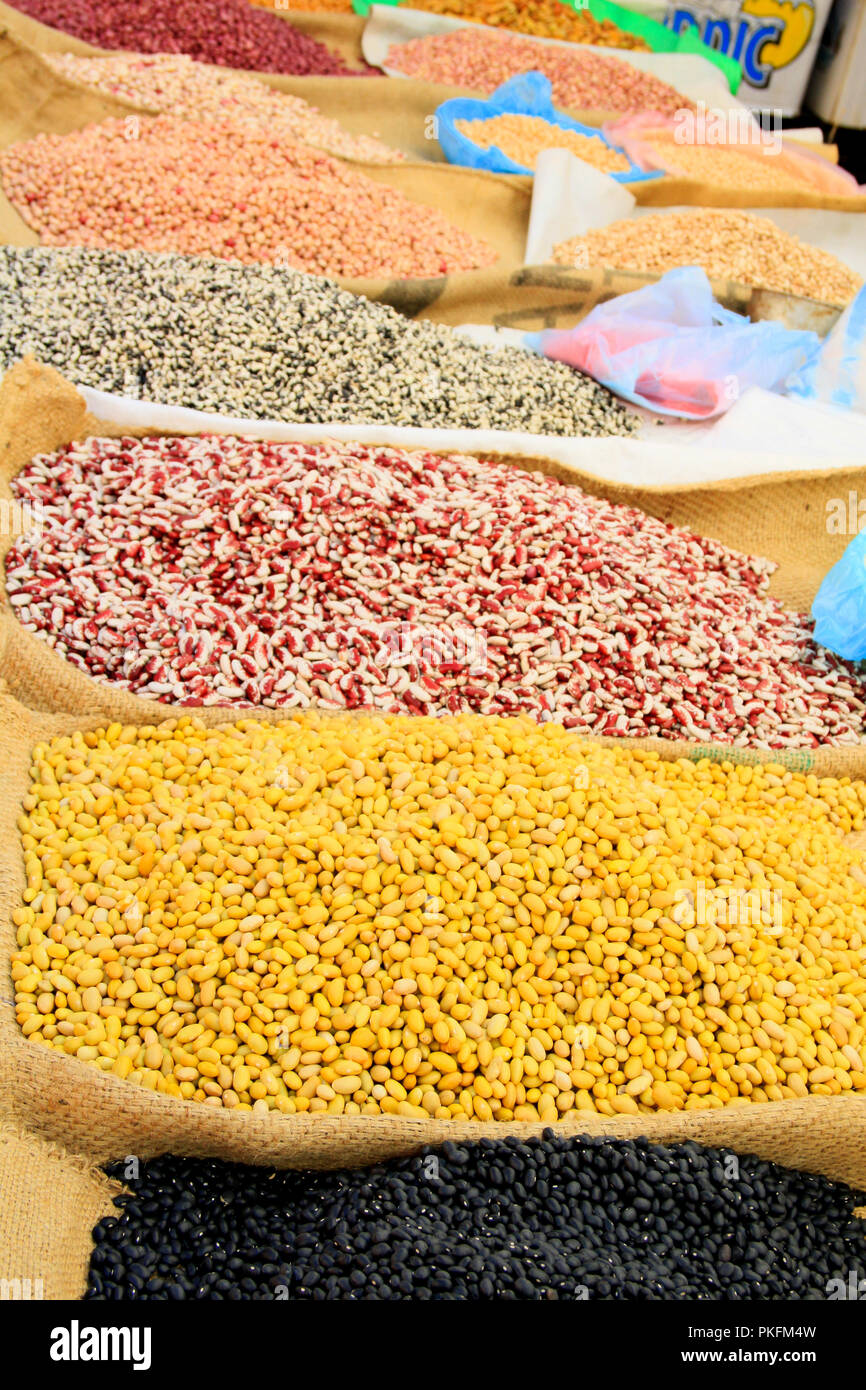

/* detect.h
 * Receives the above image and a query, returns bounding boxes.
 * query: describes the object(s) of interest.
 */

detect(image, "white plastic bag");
[789,286,866,414]
[527,268,820,418]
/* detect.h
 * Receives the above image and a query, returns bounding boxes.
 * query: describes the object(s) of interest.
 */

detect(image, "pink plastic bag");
[529,268,820,419]
[601,112,863,197]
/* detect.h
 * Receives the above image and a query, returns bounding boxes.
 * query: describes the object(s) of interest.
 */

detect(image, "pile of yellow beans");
[455,113,631,172]
[12,711,866,1120]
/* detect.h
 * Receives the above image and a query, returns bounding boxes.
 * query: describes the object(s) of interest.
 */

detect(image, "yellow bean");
[13,710,866,1122]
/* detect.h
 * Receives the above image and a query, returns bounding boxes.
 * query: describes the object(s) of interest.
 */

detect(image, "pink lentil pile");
[7,435,866,748]
[387,29,693,116]
[0,117,494,278]
[44,53,403,164]
[6,0,357,75]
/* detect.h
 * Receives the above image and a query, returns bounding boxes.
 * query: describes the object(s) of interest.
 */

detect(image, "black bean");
[84,1132,866,1301]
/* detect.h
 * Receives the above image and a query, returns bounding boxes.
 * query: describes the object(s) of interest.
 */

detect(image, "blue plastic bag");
[525,268,822,419]
[435,73,661,184]
[788,285,866,415]
[812,531,866,662]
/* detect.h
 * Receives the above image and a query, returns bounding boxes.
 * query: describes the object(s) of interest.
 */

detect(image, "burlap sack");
[2,354,866,783]
[0,685,865,1184]
[1,19,862,326]
[0,30,534,276]
[423,262,847,331]
[1,362,866,1179]
[0,1120,118,1300]
[0,23,140,142]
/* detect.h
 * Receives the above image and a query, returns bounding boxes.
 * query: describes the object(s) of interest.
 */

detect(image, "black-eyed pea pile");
[0,248,635,435]
[11,711,866,1120]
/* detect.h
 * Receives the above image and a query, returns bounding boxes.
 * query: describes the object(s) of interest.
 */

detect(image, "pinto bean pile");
[0,118,493,278]
[7,435,866,748]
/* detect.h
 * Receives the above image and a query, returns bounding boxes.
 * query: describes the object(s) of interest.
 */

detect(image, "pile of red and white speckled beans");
[8,433,866,749]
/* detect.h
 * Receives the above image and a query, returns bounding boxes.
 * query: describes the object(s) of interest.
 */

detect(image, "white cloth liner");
[644,387,866,456]
[76,383,864,488]
[525,148,637,263]
[363,3,747,113]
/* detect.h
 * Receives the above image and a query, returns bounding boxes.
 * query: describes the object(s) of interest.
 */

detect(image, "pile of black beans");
[85,1131,866,1300]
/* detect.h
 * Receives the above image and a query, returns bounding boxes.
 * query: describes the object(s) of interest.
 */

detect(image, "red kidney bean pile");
[387,28,693,116]
[0,117,495,278]
[6,0,357,75]
[7,435,865,748]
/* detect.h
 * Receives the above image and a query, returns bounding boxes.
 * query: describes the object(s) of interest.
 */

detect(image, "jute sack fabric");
[1,687,866,1182]
[408,263,845,332]
[2,357,866,772]
[2,0,865,208]
[0,24,139,144]
[0,32,533,275]
[0,1120,119,1299]
[0,29,861,326]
